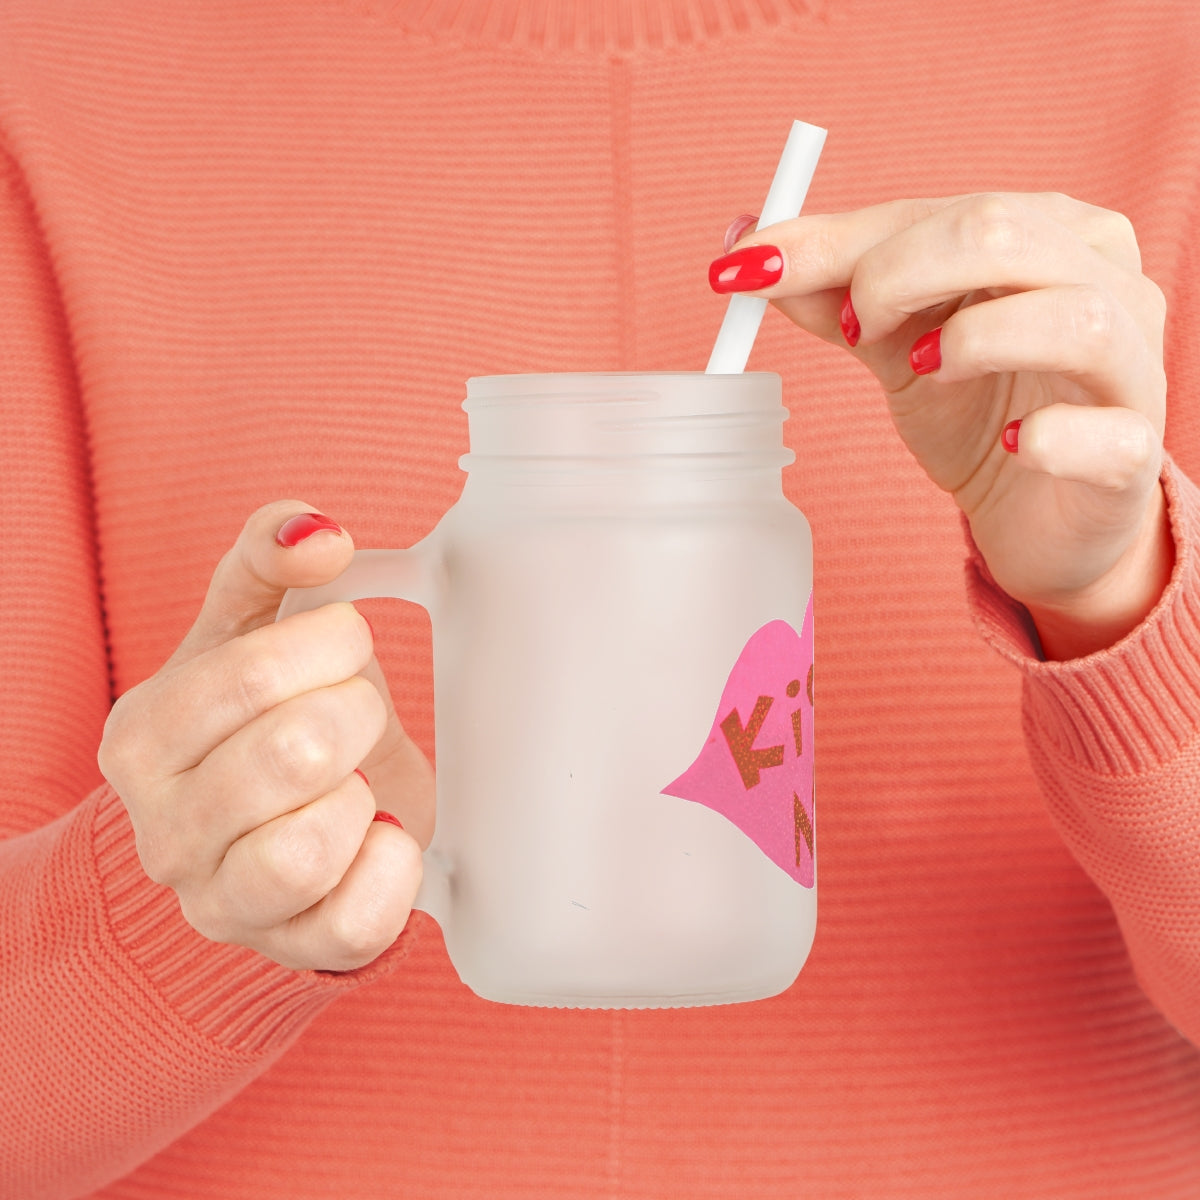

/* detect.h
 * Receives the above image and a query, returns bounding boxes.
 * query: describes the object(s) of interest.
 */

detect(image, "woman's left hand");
[711,192,1172,659]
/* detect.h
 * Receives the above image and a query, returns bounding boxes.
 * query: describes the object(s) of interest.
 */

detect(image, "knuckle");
[847,257,894,323]
[869,263,917,317]
[1094,458,1144,494]
[97,688,149,782]
[1100,208,1138,252]
[330,603,376,669]
[948,314,989,371]
[134,825,186,887]
[1085,414,1160,492]
[789,223,840,280]
[175,888,216,938]
[1117,414,1160,474]
[1141,276,1167,324]
[177,889,242,947]
[261,710,338,789]
[1081,204,1143,272]
[95,725,125,785]
[232,645,288,716]
[325,903,393,967]
[346,673,388,733]
[904,195,946,226]
[258,814,341,899]
[962,194,1030,262]
[1062,286,1118,348]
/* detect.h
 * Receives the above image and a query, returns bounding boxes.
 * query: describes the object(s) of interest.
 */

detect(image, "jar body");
[424,373,816,1008]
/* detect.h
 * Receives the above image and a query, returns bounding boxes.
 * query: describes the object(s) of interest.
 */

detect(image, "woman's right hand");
[98,501,433,972]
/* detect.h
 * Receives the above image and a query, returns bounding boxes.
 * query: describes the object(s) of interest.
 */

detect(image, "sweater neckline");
[350,0,827,53]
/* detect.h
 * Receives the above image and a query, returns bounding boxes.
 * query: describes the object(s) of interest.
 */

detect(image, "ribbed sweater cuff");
[91,784,419,1058]
[965,455,1200,775]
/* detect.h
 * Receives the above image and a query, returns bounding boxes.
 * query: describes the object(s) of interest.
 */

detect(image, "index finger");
[133,601,374,777]
[730,191,1143,298]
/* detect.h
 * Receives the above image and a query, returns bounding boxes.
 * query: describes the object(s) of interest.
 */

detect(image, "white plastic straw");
[705,120,827,374]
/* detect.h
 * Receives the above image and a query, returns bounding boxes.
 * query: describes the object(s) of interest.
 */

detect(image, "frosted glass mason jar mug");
[278,372,816,1009]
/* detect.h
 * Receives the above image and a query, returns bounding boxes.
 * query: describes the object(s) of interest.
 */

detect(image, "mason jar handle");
[275,542,452,929]
[275,546,435,618]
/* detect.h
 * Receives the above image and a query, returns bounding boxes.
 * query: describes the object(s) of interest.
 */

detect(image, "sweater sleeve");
[0,150,417,1199]
[966,457,1200,1048]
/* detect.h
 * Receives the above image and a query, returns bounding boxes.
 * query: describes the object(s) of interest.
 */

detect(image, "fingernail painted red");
[372,810,404,830]
[276,512,343,548]
[1002,419,1022,453]
[722,213,759,254]
[354,768,370,787]
[910,327,942,375]
[839,290,860,347]
[708,244,784,293]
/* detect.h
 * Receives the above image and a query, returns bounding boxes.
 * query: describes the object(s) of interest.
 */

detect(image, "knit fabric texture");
[1,1,1199,1196]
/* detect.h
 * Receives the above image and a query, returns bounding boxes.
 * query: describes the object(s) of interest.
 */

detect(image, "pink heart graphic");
[662,601,814,886]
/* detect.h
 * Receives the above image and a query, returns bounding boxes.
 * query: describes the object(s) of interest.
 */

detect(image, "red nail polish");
[1002,419,1022,453]
[839,290,860,347]
[354,768,370,787]
[372,810,404,830]
[275,512,343,548]
[708,244,784,293]
[910,327,942,375]
[722,213,759,254]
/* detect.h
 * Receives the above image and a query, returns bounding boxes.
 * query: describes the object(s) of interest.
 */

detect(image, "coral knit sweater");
[2,1,1200,1197]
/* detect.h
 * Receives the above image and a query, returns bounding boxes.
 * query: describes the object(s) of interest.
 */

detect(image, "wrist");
[1021,483,1174,660]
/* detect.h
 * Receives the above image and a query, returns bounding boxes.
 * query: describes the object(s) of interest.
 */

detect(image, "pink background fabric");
[1,1,1199,1196]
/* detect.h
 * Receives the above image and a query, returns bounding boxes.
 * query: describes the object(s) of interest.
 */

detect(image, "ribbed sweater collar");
[370,0,825,51]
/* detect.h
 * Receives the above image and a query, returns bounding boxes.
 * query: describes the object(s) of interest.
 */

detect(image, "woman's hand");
[98,501,434,972]
[711,193,1172,659]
